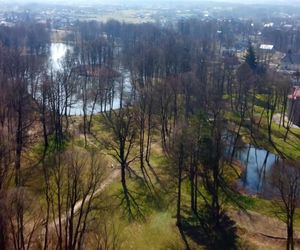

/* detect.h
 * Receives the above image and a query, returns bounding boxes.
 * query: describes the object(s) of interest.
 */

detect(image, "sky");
[1,0,300,6]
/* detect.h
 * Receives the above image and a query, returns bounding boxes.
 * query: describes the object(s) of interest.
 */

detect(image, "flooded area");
[48,43,131,115]
[49,43,73,71]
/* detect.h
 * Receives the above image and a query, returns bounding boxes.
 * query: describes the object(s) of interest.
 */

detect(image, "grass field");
[17,110,300,249]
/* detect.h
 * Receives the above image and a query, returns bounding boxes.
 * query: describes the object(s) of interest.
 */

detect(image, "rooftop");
[288,87,300,99]
[259,44,274,50]
[264,22,274,28]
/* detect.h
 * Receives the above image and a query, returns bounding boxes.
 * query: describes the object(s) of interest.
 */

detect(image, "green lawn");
[18,111,300,249]
[226,109,300,159]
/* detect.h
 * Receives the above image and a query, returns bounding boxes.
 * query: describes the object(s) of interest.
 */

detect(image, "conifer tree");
[245,43,257,71]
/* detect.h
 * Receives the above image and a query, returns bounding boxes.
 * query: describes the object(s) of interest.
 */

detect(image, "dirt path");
[229,210,300,249]
[61,117,120,225]
[273,113,299,128]
[67,168,119,218]
[51,168,120,229]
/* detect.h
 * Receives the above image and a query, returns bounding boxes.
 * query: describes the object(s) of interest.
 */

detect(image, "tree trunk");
[176,144,184,227]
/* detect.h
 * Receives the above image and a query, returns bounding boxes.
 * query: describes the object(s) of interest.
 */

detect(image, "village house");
[258,44,274,64]
[288,87,300,126]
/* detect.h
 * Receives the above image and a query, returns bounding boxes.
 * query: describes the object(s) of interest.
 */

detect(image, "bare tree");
[7,188,43,250]
[269,160,300,250]
[48,149,105,250]
[100,79,142,219]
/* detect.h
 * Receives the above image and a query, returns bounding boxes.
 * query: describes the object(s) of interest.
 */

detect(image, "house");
[258,44,274,64]
[288,87,300,126]
[264,22,274,28]
[281,51,300,72]
[259,44,274,51]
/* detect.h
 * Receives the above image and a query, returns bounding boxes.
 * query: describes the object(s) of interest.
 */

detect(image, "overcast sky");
[1,0,300,6]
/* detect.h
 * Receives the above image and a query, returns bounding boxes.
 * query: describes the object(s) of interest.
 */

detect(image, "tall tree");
[245,43,257,71]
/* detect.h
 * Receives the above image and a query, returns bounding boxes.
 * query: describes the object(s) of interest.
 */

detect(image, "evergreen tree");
[245,43,257,71]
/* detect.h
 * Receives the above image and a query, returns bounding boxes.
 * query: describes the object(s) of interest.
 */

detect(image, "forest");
[0,18,300,250]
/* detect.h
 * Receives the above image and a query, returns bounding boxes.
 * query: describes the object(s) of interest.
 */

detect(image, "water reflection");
[69,76,132,116]
[49,43,72,71]
[225,131,297,196]
[235,145,278,194]
[48,43,132,115]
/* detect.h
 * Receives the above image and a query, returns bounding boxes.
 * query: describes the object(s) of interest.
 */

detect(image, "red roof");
[288,87,300,99]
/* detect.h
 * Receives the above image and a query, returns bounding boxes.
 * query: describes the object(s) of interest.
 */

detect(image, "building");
[259,44,274,50]
[288,87,300,126]
[258,44,274,64]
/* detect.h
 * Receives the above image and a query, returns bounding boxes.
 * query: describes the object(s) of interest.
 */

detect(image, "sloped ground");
[229,210,300,249]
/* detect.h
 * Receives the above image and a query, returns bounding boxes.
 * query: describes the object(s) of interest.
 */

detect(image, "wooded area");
[0,18,300,250]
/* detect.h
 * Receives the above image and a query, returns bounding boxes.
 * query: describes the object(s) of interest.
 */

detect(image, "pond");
[234,145,278,194]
